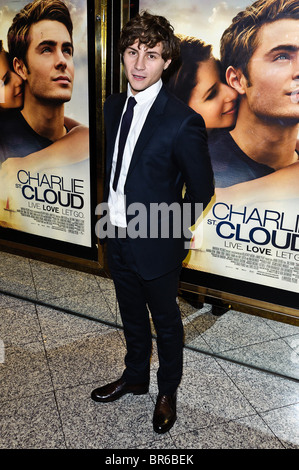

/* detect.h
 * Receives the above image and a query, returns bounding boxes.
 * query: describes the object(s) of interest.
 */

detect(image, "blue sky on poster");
[140,0,250,57]
[0,0,88,125]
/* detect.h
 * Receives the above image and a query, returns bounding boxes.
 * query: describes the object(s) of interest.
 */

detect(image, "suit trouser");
[107,233,184,395]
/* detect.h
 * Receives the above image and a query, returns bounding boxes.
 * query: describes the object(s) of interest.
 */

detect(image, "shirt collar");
[127,79,162,105]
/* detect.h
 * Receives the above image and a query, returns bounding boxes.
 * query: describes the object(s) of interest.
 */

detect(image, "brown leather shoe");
[91,378,149,402]
[153,393,177,434]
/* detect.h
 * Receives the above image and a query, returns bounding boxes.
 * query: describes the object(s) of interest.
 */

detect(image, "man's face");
[22,19,74,104]
[241,19,299,124]
[123,40,171,95]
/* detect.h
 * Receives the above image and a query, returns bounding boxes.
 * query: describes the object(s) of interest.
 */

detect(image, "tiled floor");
[0,250,299,449]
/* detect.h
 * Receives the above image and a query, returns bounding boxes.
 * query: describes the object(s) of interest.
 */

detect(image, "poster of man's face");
[140,0,299,300]
[0,0,89,124]
[0,0,91,248]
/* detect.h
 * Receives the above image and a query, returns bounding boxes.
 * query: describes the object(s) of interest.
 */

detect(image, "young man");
[91,12,214,434]
[0,0,74,162]
[209,0,299,188]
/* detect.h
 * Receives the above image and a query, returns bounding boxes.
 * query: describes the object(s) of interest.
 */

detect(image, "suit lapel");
[126,86,169,178]
[106,93,127,171]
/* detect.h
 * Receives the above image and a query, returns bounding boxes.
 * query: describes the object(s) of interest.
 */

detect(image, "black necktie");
[112,96,137,191]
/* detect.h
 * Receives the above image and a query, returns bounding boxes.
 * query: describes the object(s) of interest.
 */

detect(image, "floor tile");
[172,415,285,449]
[261,403,299,449]
[0,342,53,402]
[0,296,42,346]
[44,330,127,390]
[95,276,119,324]
[217,338,299,380]
[0,392,66,449]
[200,309,280,353]
[0,252,36,299]
[168,356,256,435]
[263,317,299,338]
[219,359,299,412]
[283,334,299,365]
[36,290,117,325]
[30,259,100,302]
[36,304,114,344]
[55,383,173,449]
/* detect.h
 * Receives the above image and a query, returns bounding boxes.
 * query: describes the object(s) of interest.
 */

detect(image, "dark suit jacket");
[102,85,214,280]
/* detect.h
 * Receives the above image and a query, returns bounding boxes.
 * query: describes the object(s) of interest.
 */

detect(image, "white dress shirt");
[108,79,163,227]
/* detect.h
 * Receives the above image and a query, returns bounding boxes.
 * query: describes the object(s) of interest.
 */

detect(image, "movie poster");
[140,0,299,296]
[0,0,91,247]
